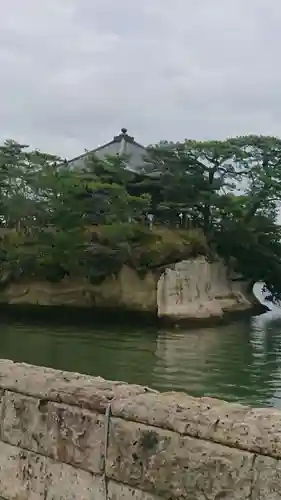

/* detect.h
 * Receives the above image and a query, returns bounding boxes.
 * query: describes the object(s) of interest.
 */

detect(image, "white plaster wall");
[157,257,253,320]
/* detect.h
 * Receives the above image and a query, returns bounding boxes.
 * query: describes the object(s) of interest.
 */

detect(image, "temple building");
[68,128,148,173]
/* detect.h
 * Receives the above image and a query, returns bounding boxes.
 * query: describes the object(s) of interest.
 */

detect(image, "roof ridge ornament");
[113,127,135,143]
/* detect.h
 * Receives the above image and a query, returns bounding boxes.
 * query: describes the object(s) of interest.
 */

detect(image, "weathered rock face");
[0,359,280,499]
[0,257,262,322]
[157,257,260,321]
[0,265,158,312]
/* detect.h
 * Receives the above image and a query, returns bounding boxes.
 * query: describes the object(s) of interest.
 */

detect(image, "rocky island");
[0,133,280,324]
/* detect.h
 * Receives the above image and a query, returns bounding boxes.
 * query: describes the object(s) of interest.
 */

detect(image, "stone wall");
[0,360,279,499]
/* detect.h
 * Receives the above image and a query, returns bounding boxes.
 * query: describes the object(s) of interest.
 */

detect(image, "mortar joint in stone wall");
[104,401,112,500]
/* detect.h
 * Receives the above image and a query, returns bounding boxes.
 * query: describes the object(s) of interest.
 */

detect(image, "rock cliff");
[157,257,264,322]
[0,257,265,323]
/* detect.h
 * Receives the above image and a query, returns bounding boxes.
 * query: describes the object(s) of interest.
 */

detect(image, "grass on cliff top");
[0,224,208,283]
[93,223,208,271]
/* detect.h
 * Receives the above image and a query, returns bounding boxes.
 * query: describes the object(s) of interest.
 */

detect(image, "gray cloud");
[0,0,280,158]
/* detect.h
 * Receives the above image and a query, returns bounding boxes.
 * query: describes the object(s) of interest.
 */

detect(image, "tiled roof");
[68,128,147,173]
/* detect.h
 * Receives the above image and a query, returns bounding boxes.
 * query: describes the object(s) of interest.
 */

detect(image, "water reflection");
[251,311,281,407]
[154,319,266,405]
[1,308,281,407]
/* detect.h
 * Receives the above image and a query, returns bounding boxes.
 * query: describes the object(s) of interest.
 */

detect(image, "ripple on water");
[1,310,281,407]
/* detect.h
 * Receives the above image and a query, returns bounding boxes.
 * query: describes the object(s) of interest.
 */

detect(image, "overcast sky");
[0,0,280,158]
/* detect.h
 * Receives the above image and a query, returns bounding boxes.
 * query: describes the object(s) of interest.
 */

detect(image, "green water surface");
[1,310,281,408]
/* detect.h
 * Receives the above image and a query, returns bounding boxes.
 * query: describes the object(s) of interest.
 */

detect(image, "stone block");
[2,391,105,474]
[0,441,105,500]
[111,390,248,436]
[216,407,281,459]
[108,481,163,499]
[0,359,154,413]
[252,455,281,500]
[45,461,105,500]
[0,441,47,499]
[111,391,281,460]
[106,418,254,499]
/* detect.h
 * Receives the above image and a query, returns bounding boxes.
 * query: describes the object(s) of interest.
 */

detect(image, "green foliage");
[141,136,281,301]
[128,228,207,272]
[1,135,281,302]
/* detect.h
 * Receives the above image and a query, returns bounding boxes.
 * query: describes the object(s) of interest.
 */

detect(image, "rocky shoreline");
[0,257,267,327]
